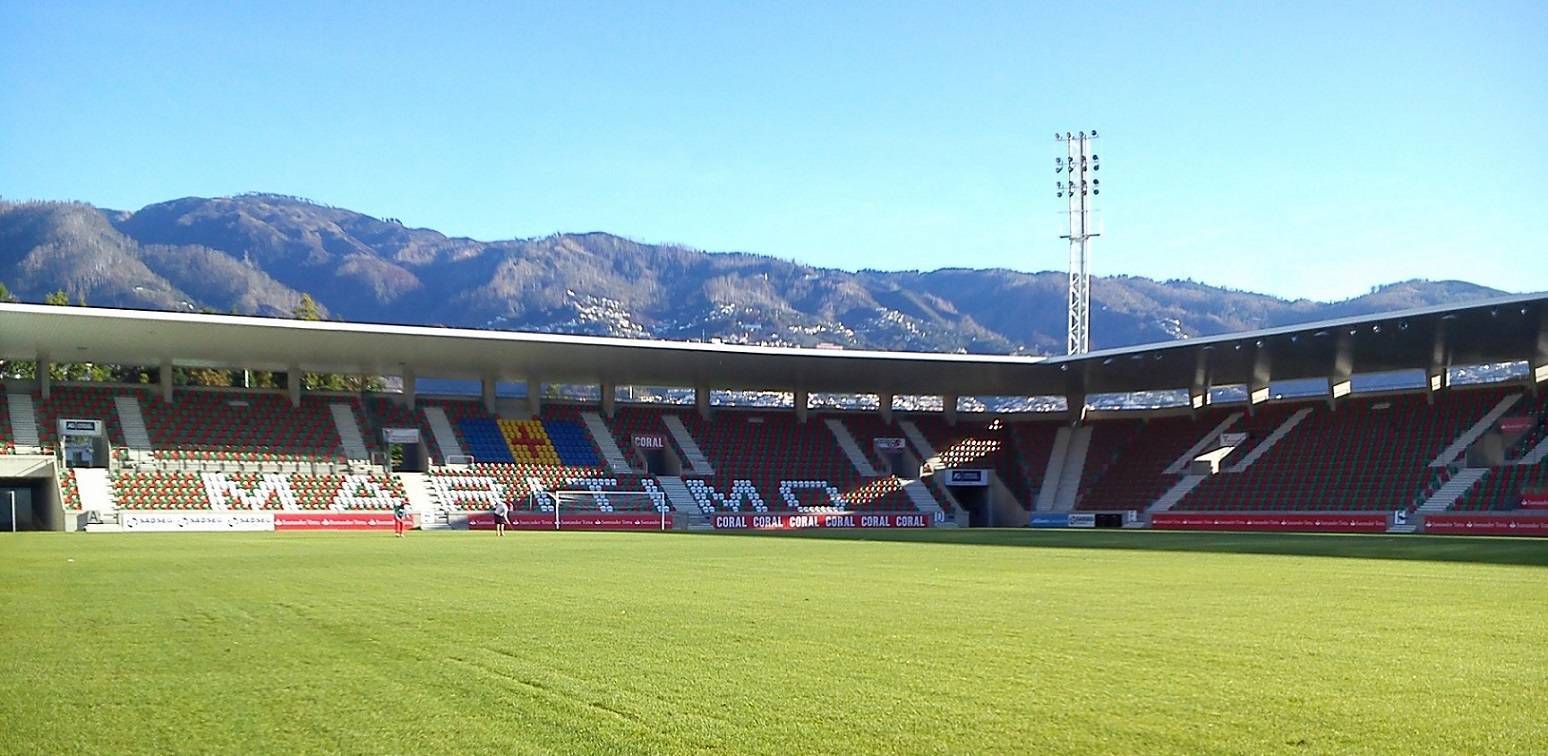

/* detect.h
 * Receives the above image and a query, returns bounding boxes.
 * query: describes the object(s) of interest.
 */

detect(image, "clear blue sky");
[2,1,1544,300]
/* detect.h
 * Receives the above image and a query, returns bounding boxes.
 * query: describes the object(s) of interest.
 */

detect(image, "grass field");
[2,529,1546,754]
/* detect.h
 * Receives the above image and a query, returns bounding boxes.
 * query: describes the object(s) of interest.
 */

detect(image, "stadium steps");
[1225,407,1313,473]
[824,418,879,476]
[900,477,945,519]
[422,406,467,463]
[654,475,710,524]
[1148,474,1207,512]
[7,393,42,451]
[1516,434,1548,466]
[581,411,634,474]
[1165,412,1243,474]
[73,468,116,512]
[898,420,939,470]
[1415,468,1489,513]
[1430,394,1522,467]
[1033,426,1072,511]
[113,396,153,451]
[1051,426,1093,512]
[329,403,371,461]
[661,415,715,475]
[395,472,443,524]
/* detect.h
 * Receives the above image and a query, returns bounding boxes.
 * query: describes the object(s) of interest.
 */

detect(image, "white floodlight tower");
[1056,130,1100,355]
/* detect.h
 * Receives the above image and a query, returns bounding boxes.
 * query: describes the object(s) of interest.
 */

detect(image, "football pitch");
[2,530,1545,754]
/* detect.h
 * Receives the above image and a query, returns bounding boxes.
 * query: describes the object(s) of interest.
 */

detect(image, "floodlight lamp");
[1091,130,1098,138]
[1079,131,1086,138]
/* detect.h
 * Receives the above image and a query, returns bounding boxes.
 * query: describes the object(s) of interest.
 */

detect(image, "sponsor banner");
[1423,515,1548,537]
[632,434,666,450]
[121,511,275,532]
[944,469,990,487]
[274,512,412,531]
[710,512,931,530]
[1029,513,1070,528]
[467,512,664,531]
[383,427,420,444]
[873,437,907,451]
[1219,432,1249,446]
[1497,416,1536,435]
[1067,513,1096,529]
[60,418,103,437]
[1150,512,1387,533]
[1520,492,1548,509]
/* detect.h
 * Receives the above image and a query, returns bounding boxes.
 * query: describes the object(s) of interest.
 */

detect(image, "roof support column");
[526,379,542,418]
[1067,392,1087,426]
[942,394,959,426]
[1328,332,1353,410]
[481,377,497,415]
[878,392,894,425]
[401,367,416,409]
[794,388,809,424]
[600,381,616,419]
[695,385,711,421]
[36,354,50,400]
[1426,319,1450,405]
[1530,310,1548,394]
[1247,343,1271,415]
[160,359,174,404]
[287,367,301,408]
[1190,350,1211,411]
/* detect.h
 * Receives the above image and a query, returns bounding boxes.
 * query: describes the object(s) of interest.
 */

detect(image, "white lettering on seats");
[331,474,404,511]
[778,480,848,511]
[685,479,768,512]
[428,475,506,510]
[202,472,298,511]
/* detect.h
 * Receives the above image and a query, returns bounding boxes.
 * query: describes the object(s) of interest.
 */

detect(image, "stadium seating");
[613,405,918,512]
[1176,390,1507,511]
[139,390,347,464]
[1007,421,1061,502]
[906,415,1034,507]
[111,470,406,510]
[36,386,133,447]
[0,392,12,454]
[1075,414,1217,511]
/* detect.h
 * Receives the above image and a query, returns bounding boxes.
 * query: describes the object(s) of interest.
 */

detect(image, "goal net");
[525,489,667,515]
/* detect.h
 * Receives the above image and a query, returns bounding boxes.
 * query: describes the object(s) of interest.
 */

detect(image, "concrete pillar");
[482,377,497,415]
[878,392,894,425]
[1190,350,1211,411]
[1066,392,1087,426]
[36,355,50,399]
[942,394,959,426]
[160,359,174,403]
[1327,332,1353,410]
[526,379,542,417]
[287,368,302,407]
[601,381,616,419]
[794,388,809,424]
[1247,343,1271,415]
[1427,319,1450,405]
[695,385,711,421]
[401,367,417,409]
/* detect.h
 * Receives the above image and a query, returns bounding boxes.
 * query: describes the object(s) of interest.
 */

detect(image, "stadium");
[2,295,1547,752]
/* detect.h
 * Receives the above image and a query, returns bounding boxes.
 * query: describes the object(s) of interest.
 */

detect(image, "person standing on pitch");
[493,498,510,536]
[392,499,408,538]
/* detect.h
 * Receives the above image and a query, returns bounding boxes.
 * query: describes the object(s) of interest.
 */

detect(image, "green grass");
[2,530,1545,754]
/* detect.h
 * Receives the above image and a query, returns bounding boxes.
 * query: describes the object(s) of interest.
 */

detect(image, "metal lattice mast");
[1056,130,1100,355]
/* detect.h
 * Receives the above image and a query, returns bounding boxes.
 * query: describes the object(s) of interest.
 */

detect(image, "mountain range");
[0,193,1510,355]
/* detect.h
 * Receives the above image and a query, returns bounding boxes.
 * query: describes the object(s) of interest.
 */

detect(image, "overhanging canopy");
[1,293,1545,397]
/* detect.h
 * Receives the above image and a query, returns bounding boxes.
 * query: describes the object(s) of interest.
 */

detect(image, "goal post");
[524,489,670,530]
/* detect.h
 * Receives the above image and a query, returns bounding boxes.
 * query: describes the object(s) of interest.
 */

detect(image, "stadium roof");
[1,293,1545,397]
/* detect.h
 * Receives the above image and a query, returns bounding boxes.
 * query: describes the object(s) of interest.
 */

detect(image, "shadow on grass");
[681,528,1548,567]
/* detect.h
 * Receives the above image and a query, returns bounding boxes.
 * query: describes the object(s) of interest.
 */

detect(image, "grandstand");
[0,294,1547,536]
